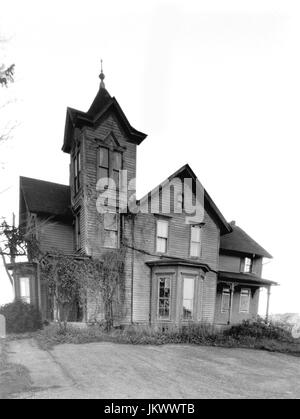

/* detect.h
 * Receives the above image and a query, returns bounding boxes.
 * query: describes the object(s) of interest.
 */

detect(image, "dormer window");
[243,257,253,273]
[74,149,81,194]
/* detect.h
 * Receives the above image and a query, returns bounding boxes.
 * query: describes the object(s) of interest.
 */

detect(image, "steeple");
[99,59,105,89]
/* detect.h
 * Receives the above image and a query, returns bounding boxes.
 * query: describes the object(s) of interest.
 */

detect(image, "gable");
[138,164,231,235]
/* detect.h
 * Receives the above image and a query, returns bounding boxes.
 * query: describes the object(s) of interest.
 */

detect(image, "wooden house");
[10,67,276,326]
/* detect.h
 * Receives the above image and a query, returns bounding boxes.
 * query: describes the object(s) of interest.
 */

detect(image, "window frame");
[221,286,231,313]
[103,212,119,249]
[189,224,201,258]
[156,218,169,254]
[19,277,31,304]
[239,288,251,313]
[243,257,253,273]
[182,276,195,321]
[73,147,81,194]
[97,145,123,190]
[75,211,81,251]
[157,276,172,320]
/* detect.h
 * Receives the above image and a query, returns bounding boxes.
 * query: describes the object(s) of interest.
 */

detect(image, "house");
[9,66,276,327]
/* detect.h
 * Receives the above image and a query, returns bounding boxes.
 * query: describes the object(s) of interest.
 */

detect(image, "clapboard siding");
[37,217,74,254]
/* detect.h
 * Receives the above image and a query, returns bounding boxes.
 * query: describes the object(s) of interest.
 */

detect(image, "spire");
[99,59,105,89]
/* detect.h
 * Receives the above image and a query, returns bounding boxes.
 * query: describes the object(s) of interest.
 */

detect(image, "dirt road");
[4,338,300,399]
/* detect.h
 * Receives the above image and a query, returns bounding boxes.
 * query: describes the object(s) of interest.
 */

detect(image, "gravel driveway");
[5,338,300,399]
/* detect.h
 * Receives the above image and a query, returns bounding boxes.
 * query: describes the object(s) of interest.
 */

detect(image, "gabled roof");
[19,176,71,219]
[220,222,272,258]
[62,86,147,153]
[218,271,277,286]
[139,164,232,235]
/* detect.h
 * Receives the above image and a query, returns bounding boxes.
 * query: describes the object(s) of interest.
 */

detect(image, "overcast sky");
[0,0,299,314]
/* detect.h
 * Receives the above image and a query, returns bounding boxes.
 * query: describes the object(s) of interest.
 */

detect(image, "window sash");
[158,277,171,319]
[182,277,195,320]
[244,257,253,273]
[156,220,168,253]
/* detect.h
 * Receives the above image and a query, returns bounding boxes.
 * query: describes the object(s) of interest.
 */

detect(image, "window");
[239,289,251,313]
[190,225,201,257]
[244,257,253,273]
[113,151,122,190]
[221,287,231,313]
[98,147,109,185]
[97,147,122,190]
[75,212,81,250]
[182,277,195,320]
[158,277,171,319]
[74,149,81,194]
[156,219,168,253]
[104,212,118,248]
[20,277,30,304]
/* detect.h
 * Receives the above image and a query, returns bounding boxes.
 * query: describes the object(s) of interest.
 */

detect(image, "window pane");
[157,237,167,253]
[190,242,200,257]
[182,277,194,319]
[158,278,171,319]
[104,230,118,248]
[113,151,122,170]
[99,167,109,180]
[244,257,252,273]
[104,212,118,231]
[99,147,109,168]
[157,220,168,238]
[191,226,201,242]
[20,277,30,304]
[113,170,119,190]
[77,151,81,172]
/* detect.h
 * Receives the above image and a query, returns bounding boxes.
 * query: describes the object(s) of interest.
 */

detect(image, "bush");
[0,300,42,334]
[224,318,292,342]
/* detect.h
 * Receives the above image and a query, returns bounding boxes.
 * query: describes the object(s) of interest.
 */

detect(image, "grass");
[33,321,300,357]
[0,339,32,399]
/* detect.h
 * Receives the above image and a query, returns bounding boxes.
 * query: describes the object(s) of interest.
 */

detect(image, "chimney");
[230,220,236,226]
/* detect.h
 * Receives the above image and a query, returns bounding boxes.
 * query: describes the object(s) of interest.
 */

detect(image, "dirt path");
[5,339,300,399]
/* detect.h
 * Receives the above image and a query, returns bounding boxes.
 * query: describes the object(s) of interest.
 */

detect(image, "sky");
[0,0,299,314]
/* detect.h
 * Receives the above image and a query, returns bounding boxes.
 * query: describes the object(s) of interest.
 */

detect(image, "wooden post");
[266,286,271,323]
[228,283,235,325]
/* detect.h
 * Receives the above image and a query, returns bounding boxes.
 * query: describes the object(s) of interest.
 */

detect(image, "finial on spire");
[99,59,105,89]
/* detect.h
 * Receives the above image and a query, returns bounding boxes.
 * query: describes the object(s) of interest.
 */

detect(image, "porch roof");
[218,271,278,287]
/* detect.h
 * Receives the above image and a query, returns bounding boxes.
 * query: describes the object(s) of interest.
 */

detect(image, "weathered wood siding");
[37,217,74,254]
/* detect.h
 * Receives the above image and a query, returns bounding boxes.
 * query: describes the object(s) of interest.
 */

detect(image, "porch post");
[228,283,235,325]
[266,286,271,323]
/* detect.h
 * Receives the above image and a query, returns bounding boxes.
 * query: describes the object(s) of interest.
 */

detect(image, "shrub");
[0,300,42,334]
[224,318,292,342]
